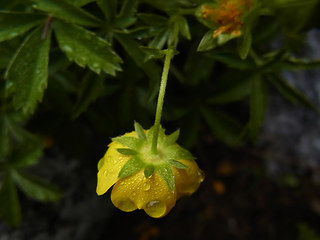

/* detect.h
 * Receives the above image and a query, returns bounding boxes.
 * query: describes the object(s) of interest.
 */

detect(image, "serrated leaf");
[117,148,137,155]
[5,26,51,114]
[0,12,45,42]
[0,174,21,226]
[144,165,154,178]
[168,159,187,169]
[201,107,244,146]
[166,144,194,160]
[53,20,122,75]
[134,121,147,141]
[249,75,268,140]
[156,164,174,191]
[165,129,180,146]
[11,170,62,202]
[268,74,317,111]
[197,29,216,52]
[118,0,137,18]
[33,0,102,27]
[237,27,252,60]
[112,136,142,149]
[118,157,144,179]
[72,72,104,119]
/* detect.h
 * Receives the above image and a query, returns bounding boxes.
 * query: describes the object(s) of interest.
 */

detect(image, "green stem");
[151,48,175,154]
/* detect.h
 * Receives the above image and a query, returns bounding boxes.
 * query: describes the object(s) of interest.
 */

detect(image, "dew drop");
[197,170,205,183]
[143,182,151,191]
[145,200,167,218]
[103,170,108,176]
[116,199,136,212]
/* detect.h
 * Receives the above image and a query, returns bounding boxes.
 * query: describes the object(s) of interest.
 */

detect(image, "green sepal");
[164,129,180,146]
[156,164,174,191]
[168,159,187,169]
[118,157,144,179]
[166,144,195,160]
[117,148,137,155]
[144,165,154,178]
[134,121,147,141]
[112,136,142,150]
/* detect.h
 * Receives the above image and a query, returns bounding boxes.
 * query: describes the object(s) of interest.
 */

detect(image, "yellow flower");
[96,124,204,218]
[202,0,252,38]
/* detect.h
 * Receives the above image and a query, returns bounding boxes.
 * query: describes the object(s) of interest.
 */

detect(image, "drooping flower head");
[202,0,252,38]
[96,123,204,218]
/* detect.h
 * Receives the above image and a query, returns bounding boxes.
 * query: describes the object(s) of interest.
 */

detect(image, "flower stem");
[151,48,175,154]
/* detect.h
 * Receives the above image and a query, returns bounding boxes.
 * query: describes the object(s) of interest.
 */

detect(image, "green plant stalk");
[151,48,175,154]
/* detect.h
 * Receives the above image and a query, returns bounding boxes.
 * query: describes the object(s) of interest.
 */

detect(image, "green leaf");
[0,12,45,42]
[206,51,255,70]
[0,174,21,226]
[134,121,147,141]
[149,28,169,49]
[118,0,137,18]
[197,29,216,52]
[268,74,317,111]
[137,13,168,26]
[10,139,43,168]
[165,129,180,146]
[112,136,142,149]
[177,15,191,40]
[139,46,166,61]
[117,148,138,155]
[280,58,320,70]
[156,164,174,191]
[168,159,187,169]
[249,75,268,140]
[72,72,105,119]
[201,107,244,146]
[53,20,122,75]
[237,27,252,60]
[33,0,102,27]
[71,0,95,6]
[118,157,144,179]
[5,26,51,114]
[0,115,9,159]
[115,33,162,101]
[97,0,117,22]
[207,77,252,104]
[144,165,154,178]
[12,170,62,202]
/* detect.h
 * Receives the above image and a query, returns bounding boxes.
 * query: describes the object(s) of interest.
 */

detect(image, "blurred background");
[1,0,320,239]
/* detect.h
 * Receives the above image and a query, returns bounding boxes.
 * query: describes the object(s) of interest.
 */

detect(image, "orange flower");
[202,0,252,38]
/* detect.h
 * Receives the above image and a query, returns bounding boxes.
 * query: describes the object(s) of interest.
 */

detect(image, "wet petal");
[173,159,204,198]
[111,170,177,218]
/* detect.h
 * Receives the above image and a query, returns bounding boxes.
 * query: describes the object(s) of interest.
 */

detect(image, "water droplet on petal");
[143,182,151,191]
[103,170,108,176]
[145,200,167,218]
[197,170,205,183]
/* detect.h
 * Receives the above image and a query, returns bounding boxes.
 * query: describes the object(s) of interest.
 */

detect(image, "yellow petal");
[173,159,204,199]
[96,132,137,195]
[111,170,177,218]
